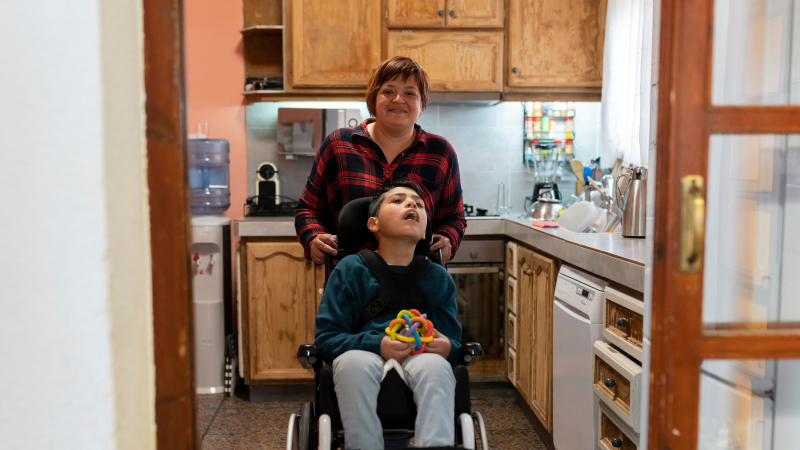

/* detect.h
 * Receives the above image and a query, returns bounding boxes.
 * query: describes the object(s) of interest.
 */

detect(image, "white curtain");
[600,0,655,167]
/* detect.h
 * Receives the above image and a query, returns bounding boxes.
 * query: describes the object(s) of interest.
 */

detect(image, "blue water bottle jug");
[188,139,231,215]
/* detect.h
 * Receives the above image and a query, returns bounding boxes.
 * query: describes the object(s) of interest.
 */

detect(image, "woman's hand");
[381,336,412,362]
[424,329,452,360]
[429,234,452,263]
[309,233,339,265]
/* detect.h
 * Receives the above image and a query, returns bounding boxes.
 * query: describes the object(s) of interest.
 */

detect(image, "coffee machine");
[256,162,280,206]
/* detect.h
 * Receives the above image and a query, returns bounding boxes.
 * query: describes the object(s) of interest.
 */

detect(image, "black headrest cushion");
[336,196,433,252]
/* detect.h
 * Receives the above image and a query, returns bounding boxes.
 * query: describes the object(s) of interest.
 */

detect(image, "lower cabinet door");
[531,252,556,432]
[243,241,317,382]
[387,31,504,91]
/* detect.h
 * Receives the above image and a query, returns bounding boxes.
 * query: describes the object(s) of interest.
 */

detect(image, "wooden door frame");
[649,0,800,448]
[144,0,197,447]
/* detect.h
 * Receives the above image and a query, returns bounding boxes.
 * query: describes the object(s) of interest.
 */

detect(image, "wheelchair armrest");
[297,344,323,371]
[459,342,483,367]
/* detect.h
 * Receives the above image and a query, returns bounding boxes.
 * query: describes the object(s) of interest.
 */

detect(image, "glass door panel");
[711,0,798,105]
[698,358,800,449]
[703,134,800,327]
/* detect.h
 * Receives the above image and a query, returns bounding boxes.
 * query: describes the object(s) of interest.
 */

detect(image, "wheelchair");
[287,196,488,450]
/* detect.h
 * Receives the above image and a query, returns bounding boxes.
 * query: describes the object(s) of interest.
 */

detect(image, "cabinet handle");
[512,67,519,73]
[604,378,616,388]
[522,267,532,276]
[616,317,628,328]
[449,10,456,17]
[611,437,623,448]
[438,10,444,16]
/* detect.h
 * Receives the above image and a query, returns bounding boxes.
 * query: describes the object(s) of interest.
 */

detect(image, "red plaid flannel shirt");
[294,119,467,260]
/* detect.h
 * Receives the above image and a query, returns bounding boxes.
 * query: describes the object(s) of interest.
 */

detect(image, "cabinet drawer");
[603,287,645,362]
[598,402,640,450]
[506,242,517,278]
[450,239,504,263]
[592,341,642,432]
[507,312,517,350]
[508,347,516,387]
[506,275,518,315]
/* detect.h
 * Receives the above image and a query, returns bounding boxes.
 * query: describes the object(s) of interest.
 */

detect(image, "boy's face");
[367,187,427,242]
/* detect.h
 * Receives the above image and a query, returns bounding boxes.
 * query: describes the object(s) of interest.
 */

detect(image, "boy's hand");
[381,336,412,362]
[424,329,452,360]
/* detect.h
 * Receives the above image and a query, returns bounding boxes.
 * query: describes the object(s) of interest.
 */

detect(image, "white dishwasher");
[552,265,608,450]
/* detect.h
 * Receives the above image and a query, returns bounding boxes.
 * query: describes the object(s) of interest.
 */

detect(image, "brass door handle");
[680,175,705,272]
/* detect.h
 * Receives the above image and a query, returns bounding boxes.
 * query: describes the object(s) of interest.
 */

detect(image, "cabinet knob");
[611,437,623,448]
[438,10,444,16]
[522,267,530,275]
[512,67,519,73]
[470,250,478,259]
[449,10,456,17]
[616,317,628,328]
[605,378,616,388]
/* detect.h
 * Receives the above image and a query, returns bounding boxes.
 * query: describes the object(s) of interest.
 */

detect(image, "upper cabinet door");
[387,0,446,28]
[445,0,505,28]
[291,0,381,88]
[507,0,607,88]
[388,31,504,91]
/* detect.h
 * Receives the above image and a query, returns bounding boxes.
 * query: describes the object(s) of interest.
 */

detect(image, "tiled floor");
[198,394,548,449]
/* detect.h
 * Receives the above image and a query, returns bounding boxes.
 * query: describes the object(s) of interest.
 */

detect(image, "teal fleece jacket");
[314,254,463,367]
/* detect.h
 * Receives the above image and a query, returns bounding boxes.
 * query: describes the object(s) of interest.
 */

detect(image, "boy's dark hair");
[368,178,425,219]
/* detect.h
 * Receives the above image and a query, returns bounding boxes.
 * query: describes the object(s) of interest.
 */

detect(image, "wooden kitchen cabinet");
[387,31,504,91]
[530,251,556,432]
[515,245,535,402]
[289,0,381,88]
[514,243,556,432]
[507,0,607,92]
[387,0,446,28]
[446,0,504,28]
[387,0,503,28]
[240,240,322,383]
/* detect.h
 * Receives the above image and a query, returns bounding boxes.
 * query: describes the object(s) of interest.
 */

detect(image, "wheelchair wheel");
[472,411,488,450]
[456,413,476,449]
[298,402,314,450]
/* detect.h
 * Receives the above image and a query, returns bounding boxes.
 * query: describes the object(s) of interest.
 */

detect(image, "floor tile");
[471,399,534,431]
[197,411,216,441]
[201,431,285,450]
[206,405,300,436]
[484,429,548,450]
[197,393,225,413]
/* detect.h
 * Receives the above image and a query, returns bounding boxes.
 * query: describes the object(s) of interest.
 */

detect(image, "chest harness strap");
[355,249,431,332]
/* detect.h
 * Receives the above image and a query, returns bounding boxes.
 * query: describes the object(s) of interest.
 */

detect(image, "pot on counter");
[530,198,563,221]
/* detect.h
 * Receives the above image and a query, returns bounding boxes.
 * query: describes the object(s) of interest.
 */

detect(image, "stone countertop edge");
[234,216,647,292]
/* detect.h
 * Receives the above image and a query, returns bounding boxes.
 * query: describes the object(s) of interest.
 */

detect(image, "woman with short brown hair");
[295,56,466,264]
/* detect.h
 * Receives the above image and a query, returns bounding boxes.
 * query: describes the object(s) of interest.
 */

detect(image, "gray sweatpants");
[332,350,456,450]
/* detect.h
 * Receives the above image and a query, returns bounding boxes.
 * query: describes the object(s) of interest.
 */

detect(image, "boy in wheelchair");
[314,179,463,449]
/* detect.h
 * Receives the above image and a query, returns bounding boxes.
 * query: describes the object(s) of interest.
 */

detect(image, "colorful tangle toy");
[385,309,434,356]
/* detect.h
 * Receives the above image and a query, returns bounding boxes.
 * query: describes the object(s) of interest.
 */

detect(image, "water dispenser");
[188,139,231,215]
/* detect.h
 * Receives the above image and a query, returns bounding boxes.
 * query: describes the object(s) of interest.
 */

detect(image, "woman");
[294,56,466,264]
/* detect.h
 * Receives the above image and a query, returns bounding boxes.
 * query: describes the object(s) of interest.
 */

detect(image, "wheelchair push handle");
[459,342,484,367]
[297,344,323,371]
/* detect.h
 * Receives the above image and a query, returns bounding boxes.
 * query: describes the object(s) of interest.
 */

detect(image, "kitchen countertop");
[234,215,647,292]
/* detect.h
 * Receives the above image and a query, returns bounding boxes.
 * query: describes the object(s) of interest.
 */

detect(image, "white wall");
[0,0,155,449]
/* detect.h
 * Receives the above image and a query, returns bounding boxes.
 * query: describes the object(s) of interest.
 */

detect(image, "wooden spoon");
[570,159,584,180]
[587,176,611,205]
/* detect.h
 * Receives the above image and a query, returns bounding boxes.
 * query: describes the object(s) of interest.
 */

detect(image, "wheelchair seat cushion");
[317,364,471,432]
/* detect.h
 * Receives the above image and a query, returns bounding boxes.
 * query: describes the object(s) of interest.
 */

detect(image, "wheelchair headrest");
[336,196,433,252]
